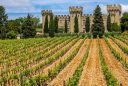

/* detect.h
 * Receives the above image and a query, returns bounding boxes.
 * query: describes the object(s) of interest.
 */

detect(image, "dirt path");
[101,39,128,86]
[48,39,90,86]
[78,39,106,86]
[33,39,83,77]
[108,38,128,62]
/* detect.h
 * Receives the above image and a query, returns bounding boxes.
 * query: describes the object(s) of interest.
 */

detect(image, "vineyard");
[0,35,128,86]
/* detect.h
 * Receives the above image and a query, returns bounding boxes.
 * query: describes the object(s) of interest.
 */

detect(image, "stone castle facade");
[42,4,121,33]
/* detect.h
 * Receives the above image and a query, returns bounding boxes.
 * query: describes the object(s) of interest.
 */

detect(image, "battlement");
[42,10,53,15]
[69,6,83,13]
[107,4,121,12]
[83,14,93,17]
[57,15,70,19]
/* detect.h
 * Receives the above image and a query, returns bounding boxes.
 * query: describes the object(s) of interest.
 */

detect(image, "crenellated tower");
[107,4,121,25]
[42,10,53,33]
[69,6,83,33]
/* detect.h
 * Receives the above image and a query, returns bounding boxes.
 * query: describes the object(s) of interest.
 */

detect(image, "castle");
[42,4,121,33]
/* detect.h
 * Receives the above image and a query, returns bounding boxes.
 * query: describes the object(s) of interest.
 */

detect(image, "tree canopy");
[74,15,79,33]
[0,6,8,39]
[22,14,36,38]
[121,12,128,32]
[85,16,90,33]
[92,5,104,38]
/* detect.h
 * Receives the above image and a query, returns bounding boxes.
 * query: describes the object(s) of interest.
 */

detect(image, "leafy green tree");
[0,6,8,39]
[85,16,90,33]
[121,12,128,32]
[107,14,111,32]
[7,20,21,33]
[54,16,58,33]
[22,14,36,38]
[65,19,68,33]
[49,14,54,37]
[74,15,79,33]
[6,30,17,39]
[44,16,49,33]
[32,17,40,28]
[92,5,104,38]
[111,23,120,32]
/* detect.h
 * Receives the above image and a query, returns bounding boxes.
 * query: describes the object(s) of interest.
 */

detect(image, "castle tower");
[69,6,83,33]
[42,10,53,33]
[107,4,121,25]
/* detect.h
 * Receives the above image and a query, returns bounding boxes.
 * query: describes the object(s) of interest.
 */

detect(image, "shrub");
[6,30,17,39]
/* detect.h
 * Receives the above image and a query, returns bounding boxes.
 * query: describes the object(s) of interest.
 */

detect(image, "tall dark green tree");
[22,14,36,38]
[0,6,8,39]
[92,5,104,38]
[85,16,90,33]
[54,16,58,33]
[65,19,68,33]
[49,14,54,37]
[107,14,111,32]
[121,12,128,32]
[44,15,48,33]
[74,15,79,33]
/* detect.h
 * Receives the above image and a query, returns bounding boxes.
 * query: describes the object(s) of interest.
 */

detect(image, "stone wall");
[42,4,121,33]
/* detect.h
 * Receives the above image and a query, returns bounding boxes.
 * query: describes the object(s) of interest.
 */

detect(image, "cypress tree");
[74,15,79,33]
[44,15,48,33]
[85,16,90,33]
[49,14,54,37]
[107,14,111,32]
[22,14,36,38]
[92,5,104,38]
[54,16,58,33]
[121,12,128,32]
[0,6,8,39]
[65,19,68,33]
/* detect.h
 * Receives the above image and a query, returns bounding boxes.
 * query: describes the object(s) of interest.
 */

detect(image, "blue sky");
[0,0,128,22]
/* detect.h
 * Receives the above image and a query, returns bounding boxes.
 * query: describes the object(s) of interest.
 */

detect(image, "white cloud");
[0,0,38,13]
[100,5,107,14]
[121,4,128,13]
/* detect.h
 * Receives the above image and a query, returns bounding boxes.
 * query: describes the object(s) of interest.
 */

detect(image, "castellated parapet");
[69,6,83,14]
[107,4,121,25]
[42,10,53,15]
[42,4,122,33]
[107,4,121,13]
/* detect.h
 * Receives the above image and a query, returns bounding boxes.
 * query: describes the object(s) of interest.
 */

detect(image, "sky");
[0,0,128,22]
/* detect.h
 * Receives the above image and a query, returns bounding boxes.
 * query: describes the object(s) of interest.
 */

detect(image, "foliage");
[104,32,121,37]
[49,14,54,37]
[74,15,79,33]
[121,31,128,36]
[0,6,8,39]
[22,37,84,85]
[54,16,58,33]
[121,12,128,32]
[58,28,64,33]
[65,19,68,33]
[111,23,120,32]
[22,14,36,38]
[110,36,128,56]
[6,30,17,39]
[98,37,119,86]
[104,36,128,68]
[85,16,90,33]
[107,14,111,32]
[66,38,91,86]
[7,20,21,34]
[92,5,104,38]
[44,15,49,33]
